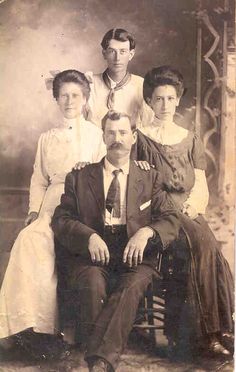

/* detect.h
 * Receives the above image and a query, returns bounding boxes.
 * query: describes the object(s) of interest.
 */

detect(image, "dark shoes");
[221,332,234,354]
[15,330,71,361]
[89,357,112,372]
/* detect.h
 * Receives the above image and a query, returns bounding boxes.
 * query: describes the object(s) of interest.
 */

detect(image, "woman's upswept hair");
[143,66,185,103]
[53,70,90,101]
[101,28,135,50]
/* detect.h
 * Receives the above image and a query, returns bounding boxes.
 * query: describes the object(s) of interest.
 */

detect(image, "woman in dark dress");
[133,66,234,356]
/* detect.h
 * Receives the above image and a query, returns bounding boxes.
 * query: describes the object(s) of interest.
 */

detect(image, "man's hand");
[134,160,155,171]
[73,161,90,170]
[123,227,154,267]
[88,233,110,265]
[24,211,38,226]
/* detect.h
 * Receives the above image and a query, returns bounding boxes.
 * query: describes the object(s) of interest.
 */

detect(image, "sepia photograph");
[0,0,235,371]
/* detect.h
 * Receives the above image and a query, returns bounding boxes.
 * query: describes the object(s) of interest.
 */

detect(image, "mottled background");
[0,0,197,187]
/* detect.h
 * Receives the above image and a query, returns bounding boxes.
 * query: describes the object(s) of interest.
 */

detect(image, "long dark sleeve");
[51,172,96,255]
[149,170,180,249]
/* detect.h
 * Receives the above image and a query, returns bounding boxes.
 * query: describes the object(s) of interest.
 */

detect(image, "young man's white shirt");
[86,72,153,128]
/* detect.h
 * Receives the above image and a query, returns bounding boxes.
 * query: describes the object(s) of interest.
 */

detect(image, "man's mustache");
[108,142,125,150]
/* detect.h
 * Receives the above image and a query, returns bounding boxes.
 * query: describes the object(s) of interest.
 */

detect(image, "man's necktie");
[106,170,121,218]
[102,70,131,110]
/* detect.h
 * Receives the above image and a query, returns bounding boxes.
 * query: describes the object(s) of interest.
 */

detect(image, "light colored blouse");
[29,116,106,213]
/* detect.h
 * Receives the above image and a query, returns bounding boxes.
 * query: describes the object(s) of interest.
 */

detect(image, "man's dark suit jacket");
[51,159,180,261]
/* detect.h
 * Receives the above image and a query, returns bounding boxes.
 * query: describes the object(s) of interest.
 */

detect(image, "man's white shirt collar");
[104,158,130,176]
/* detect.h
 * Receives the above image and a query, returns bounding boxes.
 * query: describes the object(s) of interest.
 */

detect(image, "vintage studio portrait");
[0,0,235,371]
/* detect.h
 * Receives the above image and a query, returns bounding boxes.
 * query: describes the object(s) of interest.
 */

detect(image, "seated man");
[51,110,180,372]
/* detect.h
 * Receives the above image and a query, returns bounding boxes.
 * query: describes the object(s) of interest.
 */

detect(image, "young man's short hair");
[101,28,135,50]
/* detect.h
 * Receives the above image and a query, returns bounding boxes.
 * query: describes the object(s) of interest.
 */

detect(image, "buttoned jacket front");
[52,159,180,256]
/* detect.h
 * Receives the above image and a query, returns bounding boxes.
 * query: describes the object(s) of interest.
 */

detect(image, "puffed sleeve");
[183,133,209,214]
[192,133,207,170]
[28,133,49,213]
[184,168,209,214]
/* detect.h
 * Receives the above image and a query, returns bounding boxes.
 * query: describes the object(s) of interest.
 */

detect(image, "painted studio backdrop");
[0,0,235,281]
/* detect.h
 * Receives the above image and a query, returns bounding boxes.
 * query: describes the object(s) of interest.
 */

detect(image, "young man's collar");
[106,71,130,87]
[107,74,117,88]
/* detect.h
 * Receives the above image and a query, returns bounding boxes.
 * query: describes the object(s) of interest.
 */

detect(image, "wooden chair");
[133,252,166,345]
[133,229,191,349]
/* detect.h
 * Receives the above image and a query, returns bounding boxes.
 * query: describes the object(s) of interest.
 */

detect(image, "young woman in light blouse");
[0,70,106,357]
[133,66,234,357]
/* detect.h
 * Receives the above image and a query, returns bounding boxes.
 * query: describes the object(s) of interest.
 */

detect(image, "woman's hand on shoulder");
[134,160,155,171]
[182,203,198,219]
[25,212,39,226]
[73,162,90,170]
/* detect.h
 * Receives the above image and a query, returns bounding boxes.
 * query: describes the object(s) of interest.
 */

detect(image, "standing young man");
[86,28,153,127]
